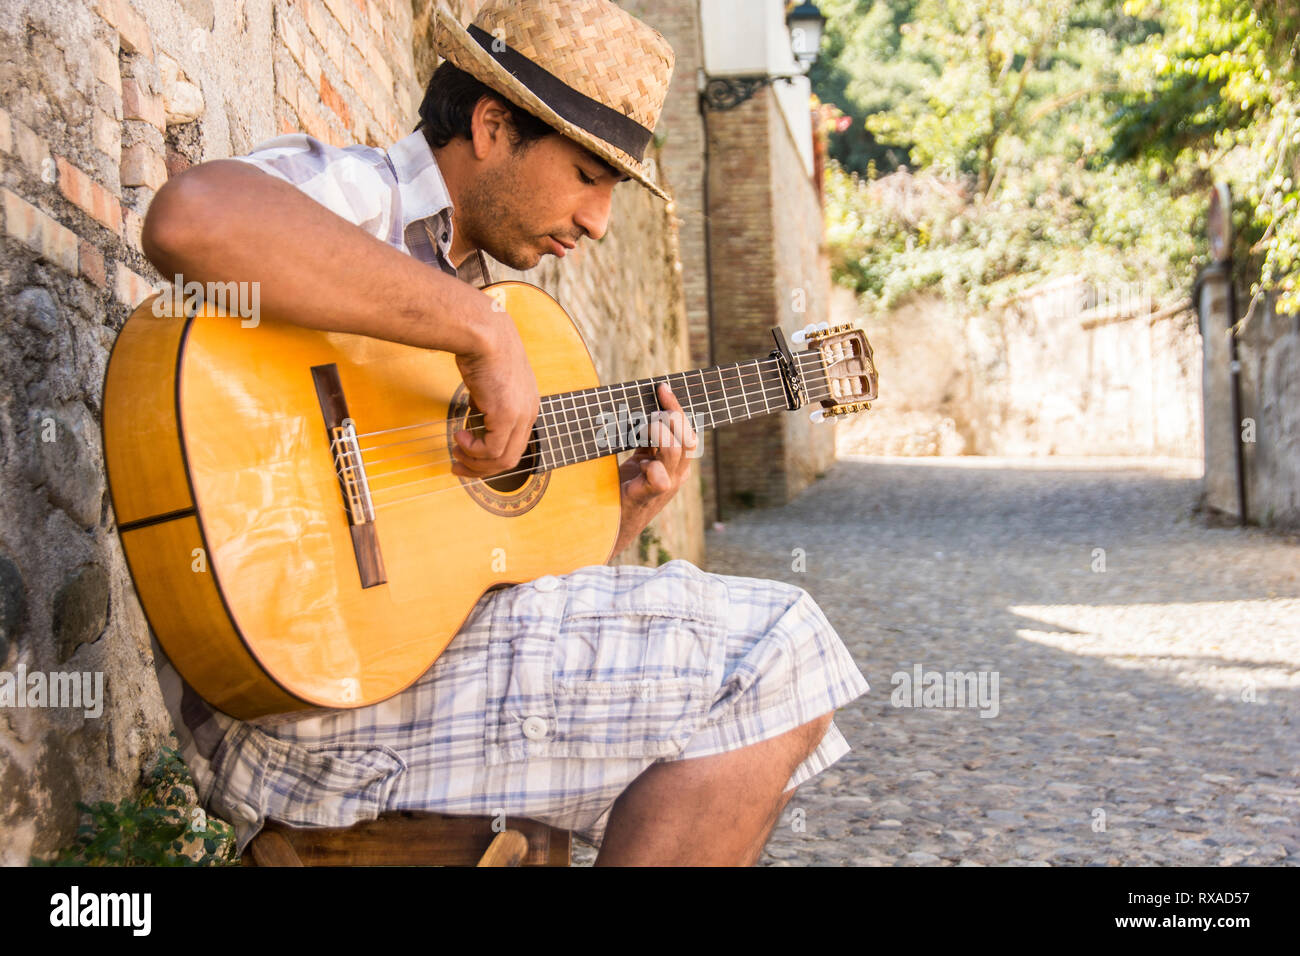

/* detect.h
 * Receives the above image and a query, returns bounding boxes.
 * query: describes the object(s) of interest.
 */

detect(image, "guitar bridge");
[312,363,387,588]
[331,420,375,525]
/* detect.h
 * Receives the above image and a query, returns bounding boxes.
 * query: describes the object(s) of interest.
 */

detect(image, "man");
[140,0,868,866]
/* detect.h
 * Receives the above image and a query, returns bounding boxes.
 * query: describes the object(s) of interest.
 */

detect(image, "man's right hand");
[450,296,540,479]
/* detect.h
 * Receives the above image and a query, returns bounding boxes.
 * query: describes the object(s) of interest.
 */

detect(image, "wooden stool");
[242,811,572,867]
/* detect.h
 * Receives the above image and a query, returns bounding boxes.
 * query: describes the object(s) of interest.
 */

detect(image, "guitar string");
[351,354,831,468]
[347,351,832,441]
[350,365,853,489]
[350,352,840,472]
[347,351,834,445]
[326,352,866,511]
[345,377,849,510]
[333,396,858,520]
[353,363,837,483]
[360,376,820,493]
[357,361,820,474]
[354,385,849,515]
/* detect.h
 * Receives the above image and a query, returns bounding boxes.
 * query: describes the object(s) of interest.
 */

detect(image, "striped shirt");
[229,128,494,285]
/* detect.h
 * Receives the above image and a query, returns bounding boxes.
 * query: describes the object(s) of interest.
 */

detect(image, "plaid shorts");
[192,560,869,851]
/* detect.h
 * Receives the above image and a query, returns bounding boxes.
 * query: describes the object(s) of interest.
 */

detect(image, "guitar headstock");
[795,323,878,416]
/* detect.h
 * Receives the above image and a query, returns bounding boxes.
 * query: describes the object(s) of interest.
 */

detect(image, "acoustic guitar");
[101,281,877,719]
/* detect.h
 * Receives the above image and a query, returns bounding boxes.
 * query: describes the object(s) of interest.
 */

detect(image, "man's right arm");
[142,159,538,477]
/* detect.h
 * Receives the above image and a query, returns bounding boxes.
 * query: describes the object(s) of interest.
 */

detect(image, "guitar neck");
[534,353,825,471]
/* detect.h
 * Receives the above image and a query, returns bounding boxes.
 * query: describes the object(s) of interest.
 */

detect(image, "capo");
[770,327,805,410]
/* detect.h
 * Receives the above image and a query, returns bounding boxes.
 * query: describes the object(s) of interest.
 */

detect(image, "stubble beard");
[459,154,546,271]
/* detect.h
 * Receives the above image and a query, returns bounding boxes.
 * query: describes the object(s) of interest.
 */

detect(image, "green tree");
[1108,0,1300,312]
[807,0,921,173]
[862,0,1073,195]
[815,0,1198,309]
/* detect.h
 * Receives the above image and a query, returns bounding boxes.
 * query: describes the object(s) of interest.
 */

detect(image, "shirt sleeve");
[228,134,394,240]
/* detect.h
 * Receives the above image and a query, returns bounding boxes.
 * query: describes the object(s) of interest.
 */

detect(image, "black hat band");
[467,24,654,162]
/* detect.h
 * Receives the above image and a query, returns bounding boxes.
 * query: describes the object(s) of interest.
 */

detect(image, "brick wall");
[274,0,419,148]
[705,85,835,516]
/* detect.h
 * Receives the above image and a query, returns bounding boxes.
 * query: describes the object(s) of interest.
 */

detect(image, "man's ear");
[469,95,512,161]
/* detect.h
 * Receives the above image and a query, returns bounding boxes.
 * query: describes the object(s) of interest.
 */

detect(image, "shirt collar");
[388,128,455,257]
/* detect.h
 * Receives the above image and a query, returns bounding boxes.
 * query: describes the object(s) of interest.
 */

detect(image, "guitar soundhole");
[447,385,550,516]
[483,438,543,493]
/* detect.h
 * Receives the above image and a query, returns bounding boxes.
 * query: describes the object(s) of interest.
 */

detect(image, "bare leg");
[593,711,834,866]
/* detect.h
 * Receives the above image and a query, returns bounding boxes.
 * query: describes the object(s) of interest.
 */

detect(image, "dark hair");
[416,61,555,150]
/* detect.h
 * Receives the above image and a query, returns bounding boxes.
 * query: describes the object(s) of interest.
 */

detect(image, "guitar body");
[103,281,621,719]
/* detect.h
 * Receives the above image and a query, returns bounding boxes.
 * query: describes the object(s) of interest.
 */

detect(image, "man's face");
[457,124,627,271]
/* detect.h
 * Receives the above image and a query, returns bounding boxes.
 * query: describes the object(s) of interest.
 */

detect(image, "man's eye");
[577,167,596,185]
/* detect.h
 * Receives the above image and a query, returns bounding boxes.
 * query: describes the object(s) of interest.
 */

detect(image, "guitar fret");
[547,398,567,469]
[620,380,638,453]
[577,388,597,461]
[560,390,580,466]
[755,359,774,415]
[536,401,554,472]
[695,368,714,429]
[716,366,734,424]
[576,386,599,461]
[669,371,694,437]
[634,379,652,448]
[736,361,753,420]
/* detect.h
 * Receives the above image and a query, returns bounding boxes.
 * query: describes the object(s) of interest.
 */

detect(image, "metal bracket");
[701,74,802,111]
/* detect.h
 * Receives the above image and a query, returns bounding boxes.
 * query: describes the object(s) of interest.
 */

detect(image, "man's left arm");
[611,382,698,557]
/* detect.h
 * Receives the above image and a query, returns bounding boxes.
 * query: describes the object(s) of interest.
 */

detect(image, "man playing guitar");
[138,0,868,865]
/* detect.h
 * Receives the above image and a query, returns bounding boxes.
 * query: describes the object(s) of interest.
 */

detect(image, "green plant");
[637,527,671,566]
[34,744,238,867]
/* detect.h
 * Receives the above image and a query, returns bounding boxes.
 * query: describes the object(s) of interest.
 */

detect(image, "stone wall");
[0,0,701,863]
[837,279,1204,462]
[1200,272,1300,529]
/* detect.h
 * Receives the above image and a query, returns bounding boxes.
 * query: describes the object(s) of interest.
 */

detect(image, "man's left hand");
[612,382,698,557]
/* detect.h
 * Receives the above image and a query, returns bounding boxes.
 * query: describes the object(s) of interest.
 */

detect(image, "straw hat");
[433,0,675,200]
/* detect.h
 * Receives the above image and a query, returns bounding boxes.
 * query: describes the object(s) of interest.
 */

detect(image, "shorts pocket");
[214,724,407,829]
[483,567,728,764]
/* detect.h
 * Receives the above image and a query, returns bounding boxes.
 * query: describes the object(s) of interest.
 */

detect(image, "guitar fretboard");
[534,357,802,470]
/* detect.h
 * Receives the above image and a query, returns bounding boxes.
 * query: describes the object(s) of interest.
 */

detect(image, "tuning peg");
[809,409,826,423]
[791,322,818,345]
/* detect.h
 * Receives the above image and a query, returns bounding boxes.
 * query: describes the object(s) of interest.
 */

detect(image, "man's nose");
[574,184,614,242]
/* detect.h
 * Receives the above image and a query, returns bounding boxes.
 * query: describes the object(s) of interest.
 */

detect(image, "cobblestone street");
[581,456,1300,866]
